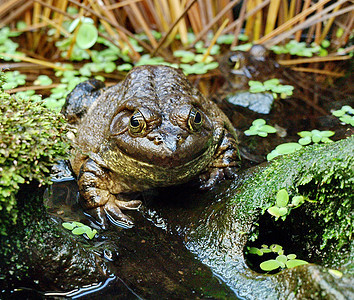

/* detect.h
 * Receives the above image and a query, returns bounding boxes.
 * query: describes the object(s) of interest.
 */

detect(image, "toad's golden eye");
[129,110,146,135]
[188,108,203,131]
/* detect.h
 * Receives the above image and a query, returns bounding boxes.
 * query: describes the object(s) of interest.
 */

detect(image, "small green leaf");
[298,136,312,145]
[291,196,304,206]
[336,28,344,38]
[276,189,289,207]
[117,63,133,71]
[270,244,282,253]
[260,260,281,271]
[76,23,98,49]
[72,226,87,235]
[286,259,308,268]
[85,228,97,239]
[267,206,281,218]
[34,75,53,86]
[278,207,288,216]
[252,118,266,126]
[248,247,263,256]
[320,130,335,138]
[276,255,287,266]
[298,131,312,137]
[328,269,343,278]
[332,109,345,117]
[287,254,297,260]
[258,132,268,137]
[311,133,322,143]
[321,40,330,48]
[260,125,276,133]
[62,222,76,230]
[276,143,302,154]
[73,221,85,227]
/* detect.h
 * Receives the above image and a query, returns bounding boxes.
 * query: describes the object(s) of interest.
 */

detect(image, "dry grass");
[0,0,352,75]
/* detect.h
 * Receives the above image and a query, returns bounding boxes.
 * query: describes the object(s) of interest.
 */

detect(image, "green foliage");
[0,27,25,62]
[216,33,249,45]
[267,142,302,161]
[0,72,70,235]
[2,71,26,90]
[244,119,277,137]
[332,105,354,126]
[297,130,334,145]
[247,244,308,272]
[270,40,328,57]
[267,129,335,160]
[33,74,53,86]
[248,79,294,99]
[267,189,308,221]
[231,43,253,51]
[62,221,97,239]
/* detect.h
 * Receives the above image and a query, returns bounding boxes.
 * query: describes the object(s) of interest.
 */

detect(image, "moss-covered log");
[157,135,353,299]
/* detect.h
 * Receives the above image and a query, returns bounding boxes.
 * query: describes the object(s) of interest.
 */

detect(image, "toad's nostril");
[154,136,163,145]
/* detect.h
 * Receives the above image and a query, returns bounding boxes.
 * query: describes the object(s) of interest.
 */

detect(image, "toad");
[62,65,240,228]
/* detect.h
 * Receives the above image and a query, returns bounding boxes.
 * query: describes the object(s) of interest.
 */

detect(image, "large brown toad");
[62,65,240,228]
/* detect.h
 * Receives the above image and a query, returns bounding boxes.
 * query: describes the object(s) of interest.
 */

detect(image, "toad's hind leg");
[78,158,141,229]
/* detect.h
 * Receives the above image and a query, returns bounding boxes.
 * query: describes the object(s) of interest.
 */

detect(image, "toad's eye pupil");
[130,116,140,128]
[194,111,202,124]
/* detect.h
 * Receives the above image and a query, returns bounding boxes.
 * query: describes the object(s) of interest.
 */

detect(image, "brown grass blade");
[224,0,270,34]
[278,55,351,65]
[201,18,229,62]
[294,0,311,41]
[290,67,345,77]
[190,0,241,48]
[129,2,158,48]
[232,0,248,47]
[320,4,341,43]
[0,52,68,70]
[0,0,33,26]
[264,2,353,47]
[105,0,142,10]
[152,0,198,56]
[256,0,336,45]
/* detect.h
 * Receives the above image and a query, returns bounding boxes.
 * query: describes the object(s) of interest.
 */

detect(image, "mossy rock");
[0,72,70,235]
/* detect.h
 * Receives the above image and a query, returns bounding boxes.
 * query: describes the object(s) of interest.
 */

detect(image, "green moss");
[0,72,70,235]
[234,136,353,260]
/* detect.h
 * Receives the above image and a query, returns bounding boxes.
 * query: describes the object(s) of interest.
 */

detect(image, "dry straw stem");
[256,0,333,45]
[232,0,248,47]
[294,0,311,41]
[265,0,281,35]
[201,18,229,62]
[0,52,68,70]
[264,2,354,47]
[319,3,341,43]
[290,67,345,77]
[0,0,33,26]
[152,0,198,56]
[224,0,270,34]
[279,55,352,65]
[189,0,241,48]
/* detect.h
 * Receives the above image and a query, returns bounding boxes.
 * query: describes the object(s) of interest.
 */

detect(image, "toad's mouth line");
[116,144,213,169]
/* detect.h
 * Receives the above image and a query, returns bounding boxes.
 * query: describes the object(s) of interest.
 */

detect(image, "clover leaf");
[247,244,309,272]
[62,221,97,239]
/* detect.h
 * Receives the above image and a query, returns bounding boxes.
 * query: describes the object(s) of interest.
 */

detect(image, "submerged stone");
[226,91,274,114]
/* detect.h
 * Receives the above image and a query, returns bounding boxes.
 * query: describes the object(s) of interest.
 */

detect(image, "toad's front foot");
[85,197,142,229]
[78,158,141,229]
